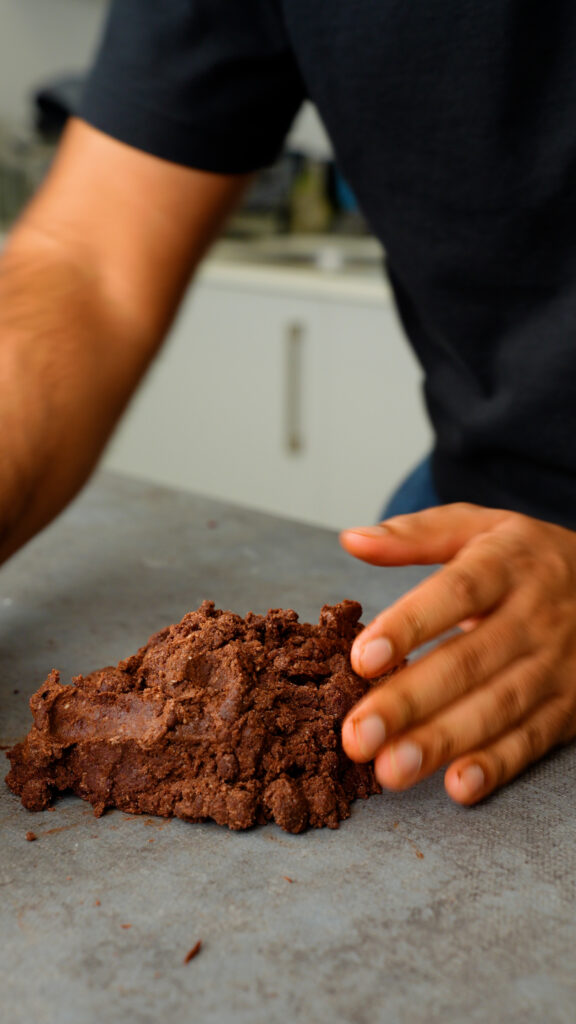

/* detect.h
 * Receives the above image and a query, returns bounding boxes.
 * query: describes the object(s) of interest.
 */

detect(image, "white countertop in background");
[200,234,391,305]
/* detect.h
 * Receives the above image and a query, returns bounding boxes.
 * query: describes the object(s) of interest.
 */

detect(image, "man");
[2,0,576,805]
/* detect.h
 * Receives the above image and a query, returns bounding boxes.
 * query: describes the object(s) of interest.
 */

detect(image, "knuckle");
[391,685,421,731]
[504,510,533,538]
[451,501,482,515]
[540,546,573,589]
[524,551,571,598]
[440,636,486,694]
[447,565,482,612]
[501,659,549,718]
[500,511,539,546]
[520,656,553,699]
[527,599,561,638]
[428,724,458,767]
[498,515,575,589]
[495,681,526,724]
[544,699,576,746]
[397,603,427,649]
[452,638,488,687]
[511,592,571,654]
[493,517,540,570]
[482,747,508,789]
[517,720,544,763]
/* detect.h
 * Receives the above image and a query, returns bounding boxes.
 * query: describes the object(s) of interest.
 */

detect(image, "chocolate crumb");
[121,924,132,930]
[25,831,37,842]
[13,689,19,695]
[184,940,202,964]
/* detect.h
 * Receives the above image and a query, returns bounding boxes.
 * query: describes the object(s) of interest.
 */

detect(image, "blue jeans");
[381,455,439,519]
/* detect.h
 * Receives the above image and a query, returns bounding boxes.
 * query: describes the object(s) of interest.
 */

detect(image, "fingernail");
[345,525,389,537]
[358,637,394,675]
[391,741,423,780]
[459,764,485,799]
[355,714,387,759]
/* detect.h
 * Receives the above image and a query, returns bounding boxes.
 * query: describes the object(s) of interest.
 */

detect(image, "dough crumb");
[183,940,202,964]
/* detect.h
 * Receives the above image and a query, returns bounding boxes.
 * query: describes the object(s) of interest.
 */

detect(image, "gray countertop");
[1,473,575,1024]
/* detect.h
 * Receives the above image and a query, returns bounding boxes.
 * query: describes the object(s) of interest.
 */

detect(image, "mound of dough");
[6,600,388,833]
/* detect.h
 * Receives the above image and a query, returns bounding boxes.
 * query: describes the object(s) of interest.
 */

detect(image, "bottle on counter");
[289,157,333,234]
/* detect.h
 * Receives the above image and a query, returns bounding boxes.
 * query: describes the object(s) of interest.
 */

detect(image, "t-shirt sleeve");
[79,0,306,173]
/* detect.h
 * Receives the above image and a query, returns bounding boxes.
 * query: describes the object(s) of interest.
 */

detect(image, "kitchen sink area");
[211,233,385,278]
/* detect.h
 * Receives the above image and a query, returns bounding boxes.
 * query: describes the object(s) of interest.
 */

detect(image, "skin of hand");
[339,503,576,805]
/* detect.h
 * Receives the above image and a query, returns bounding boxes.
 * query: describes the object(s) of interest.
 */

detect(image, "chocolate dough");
[6,600,389,833]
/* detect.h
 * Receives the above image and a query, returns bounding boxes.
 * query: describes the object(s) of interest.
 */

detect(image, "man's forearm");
[0,228,160,564]
[0,118,252,565]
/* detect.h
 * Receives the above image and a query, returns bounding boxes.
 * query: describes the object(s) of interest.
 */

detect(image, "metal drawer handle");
[284,321,305,455]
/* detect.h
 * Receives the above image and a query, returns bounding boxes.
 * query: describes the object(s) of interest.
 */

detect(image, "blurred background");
[0,0,431,530]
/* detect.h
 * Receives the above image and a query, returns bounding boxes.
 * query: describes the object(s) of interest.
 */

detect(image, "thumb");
[339,503,508,567]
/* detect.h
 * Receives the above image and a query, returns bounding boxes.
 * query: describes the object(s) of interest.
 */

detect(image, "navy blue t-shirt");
[81,1,576,529]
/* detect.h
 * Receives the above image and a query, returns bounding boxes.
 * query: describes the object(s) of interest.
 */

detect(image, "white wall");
[0,0,110,130]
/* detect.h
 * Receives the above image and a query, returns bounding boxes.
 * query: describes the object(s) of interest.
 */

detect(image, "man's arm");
[0,117,250,563]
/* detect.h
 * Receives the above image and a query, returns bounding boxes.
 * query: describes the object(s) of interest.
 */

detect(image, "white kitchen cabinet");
[103,258,432,529]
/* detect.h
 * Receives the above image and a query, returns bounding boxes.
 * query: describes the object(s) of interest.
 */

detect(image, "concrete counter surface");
[1,472,575,1024]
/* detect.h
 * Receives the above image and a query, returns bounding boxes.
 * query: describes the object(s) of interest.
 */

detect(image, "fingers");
[444,698,576,804]
[340,503,509,567]
[350,532,512,678]
[370,653,554,790]
[342,609,531,763]
[346,657,575,806]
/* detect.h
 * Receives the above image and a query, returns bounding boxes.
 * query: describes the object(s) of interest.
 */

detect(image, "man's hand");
[340,504,576,804]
